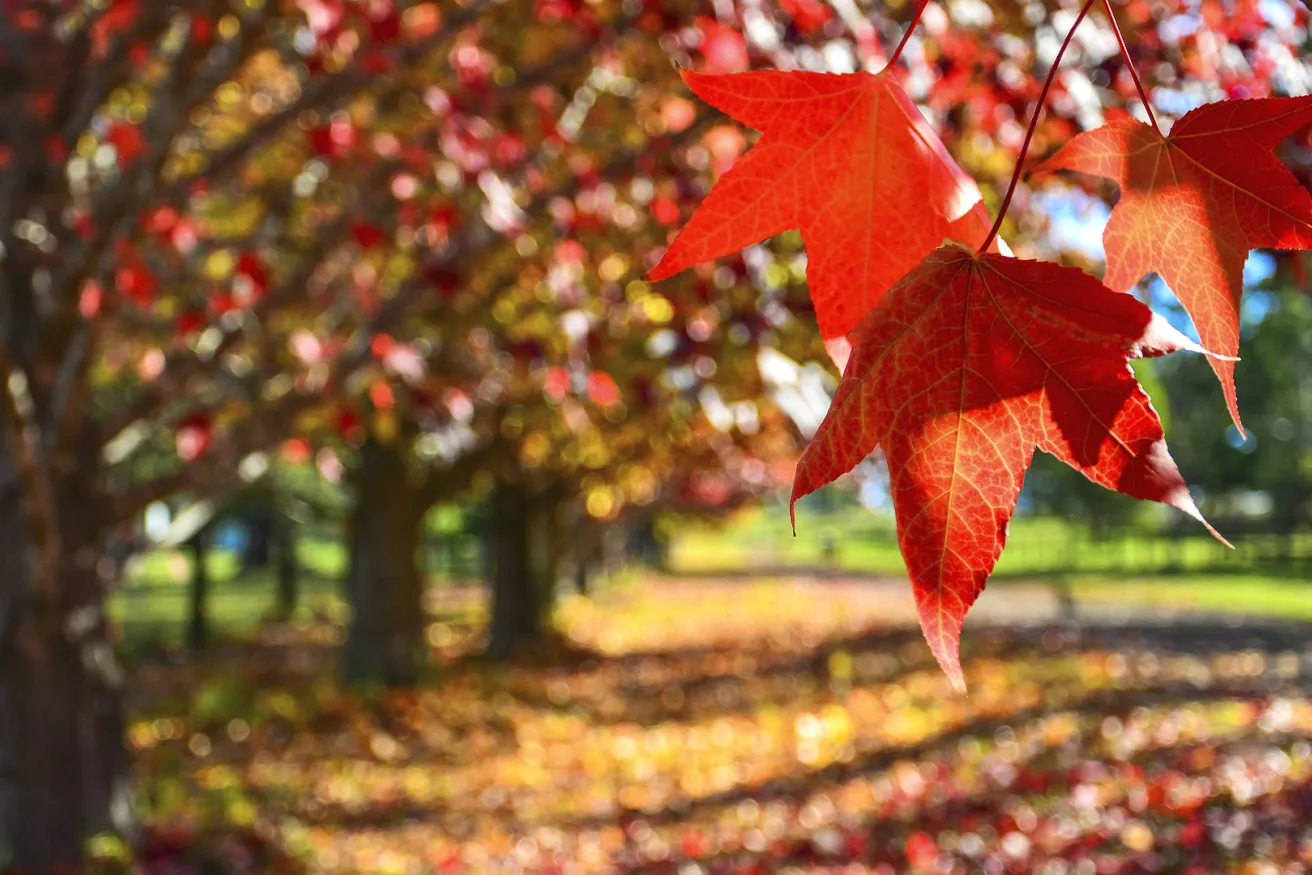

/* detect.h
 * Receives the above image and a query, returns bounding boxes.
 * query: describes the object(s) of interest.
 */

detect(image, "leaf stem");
[1101,0,1161,134]
[979,0,1098,254]
[886,0,930,68]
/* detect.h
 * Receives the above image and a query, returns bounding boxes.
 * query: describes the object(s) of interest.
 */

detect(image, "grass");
[109,533,491,655]
[668,502,1312,580]
[1073,573,1312,619]
[110,506,1312,658]
[665,504,1312,626]
[110,538,348,655]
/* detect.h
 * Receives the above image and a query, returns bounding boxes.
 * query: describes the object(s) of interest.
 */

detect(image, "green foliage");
[1159,280,1312,528]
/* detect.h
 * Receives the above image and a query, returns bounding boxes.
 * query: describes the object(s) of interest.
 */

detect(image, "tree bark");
[340,436,427,688]
[242,506,273,573]
[485,483,555,659]
[0,449,132,871]
[188,528,210,652]
[602,522,627,577]
[566,510,600,597]
[274,516,298,621]
[574,555,591,595]
[628,517,666,569]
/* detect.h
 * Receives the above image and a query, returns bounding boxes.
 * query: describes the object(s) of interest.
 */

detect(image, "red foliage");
[1038,96,1312,433]
[648,70,992,344]
[791,247,1221,687]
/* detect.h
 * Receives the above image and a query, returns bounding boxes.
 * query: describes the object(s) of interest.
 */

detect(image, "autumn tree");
[319,206,819,672]
[1159,265,1312,538]
[308,2,841,675]
[0,0,600,865]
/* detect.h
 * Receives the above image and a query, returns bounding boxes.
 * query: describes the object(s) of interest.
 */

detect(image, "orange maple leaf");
[648,69,993,359]
[792,245,1225,690]
[1037,96,1312,433]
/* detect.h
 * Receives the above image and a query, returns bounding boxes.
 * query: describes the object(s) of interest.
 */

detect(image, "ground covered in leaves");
[121,578,1312,875]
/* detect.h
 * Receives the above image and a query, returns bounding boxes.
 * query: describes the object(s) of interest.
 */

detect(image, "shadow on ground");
[123,577,1312,875]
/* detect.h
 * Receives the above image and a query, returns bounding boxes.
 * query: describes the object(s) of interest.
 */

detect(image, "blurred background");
[1,0,1311,872]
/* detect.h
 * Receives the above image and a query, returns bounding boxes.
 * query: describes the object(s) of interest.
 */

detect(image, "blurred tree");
[0,0,557,865]
[1159,275,1312,537]
[186,524,213,652]
[302,2,832,672]
[273,511,301,620]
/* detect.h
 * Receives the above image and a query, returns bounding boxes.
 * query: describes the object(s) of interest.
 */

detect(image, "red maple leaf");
[106,122,147,165]
[176,311,205,336]
[586,371,621,407]
[651,196,681,226]
[777,0,833,33]
[234,252,269,303]
[648,70,993,354]
[366,4,400,42]
[176,414,212,461]
[90,0,139,57]
[352,221,388,249]
[791,245,1225,690]
[115,261,157,306]
[905,832,938,869]
[1037,96,1312,433]
[696,19,749,75]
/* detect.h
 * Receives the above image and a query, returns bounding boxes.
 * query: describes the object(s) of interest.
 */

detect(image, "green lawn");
[110,507,1312,657]
[1072,573,1312,620]
[110,538,348,654]
[666,505,1312,624]
[668,502,1312,579]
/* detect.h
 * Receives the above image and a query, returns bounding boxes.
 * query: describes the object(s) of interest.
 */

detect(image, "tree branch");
[417,436,508,509]
[99,23,711,517]
[58,4,177,147]
[51,4,269,310]
[154,0,493,208]
[107,388,322,522]
[0,351,61,608]
[93,204,364,447]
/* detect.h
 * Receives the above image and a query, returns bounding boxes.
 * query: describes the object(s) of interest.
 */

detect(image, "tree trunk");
[574,555,591,595]
[188,529,210,652]
[485,483,554,659]
[340,437,427,688]
[569,512,601,597]
[628,517,666,569]
[242,507,272,574]
[0,454,132,870]
[274,517,298,621]
[602,522,627,577]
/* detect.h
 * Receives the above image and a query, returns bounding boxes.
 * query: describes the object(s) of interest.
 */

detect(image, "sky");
[1037,187,1281,341]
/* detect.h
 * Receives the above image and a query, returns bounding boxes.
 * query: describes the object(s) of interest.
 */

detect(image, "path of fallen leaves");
[121,578,1312,875]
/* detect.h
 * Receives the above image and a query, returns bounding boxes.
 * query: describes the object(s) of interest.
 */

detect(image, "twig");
[979,0,1099,254]
[1101,0,1160,134]
[886,0,930,69]
[0,352,61,610]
